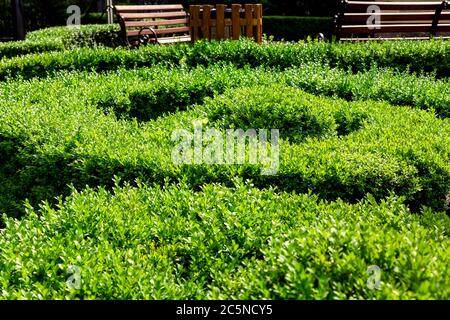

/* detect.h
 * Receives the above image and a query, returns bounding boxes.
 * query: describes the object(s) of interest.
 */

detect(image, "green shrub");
[26,24,121,49]
[0,39,64,60]
[0,182,448,299]
[200,86,450,211]
[0,45,183,79]
[4,38,450,80]
[87,64,450,119]
[0,25,121,60]
[0,38,449,301]
[281,65,450,119]
[3,64,447,121]
[327,40,450,76]
[203,85,365,142]
[0,76,448,217]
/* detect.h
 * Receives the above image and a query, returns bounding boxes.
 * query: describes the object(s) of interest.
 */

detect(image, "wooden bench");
[334,0,450,41]
[114,4,191,46]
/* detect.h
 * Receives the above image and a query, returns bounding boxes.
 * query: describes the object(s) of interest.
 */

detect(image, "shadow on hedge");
[1,131,448,223]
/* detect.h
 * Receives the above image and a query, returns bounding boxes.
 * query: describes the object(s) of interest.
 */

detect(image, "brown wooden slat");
[128,27,191,37]
[346,1,442,12]
[342,36,450,41]
[342,12,450,23]
[216,4,226,39]
[202,18,261,28]
[245,4,254,38]
[232,4,241,40]
[435,24,450,32]
[255,4,263,43]
[342,24,450,33]
[127,29,156,37]
[341,24,433,34]
[202,5,212,39]
[341,36,432,41]
[127,26,190,37]
[120,12,187,20]
[125,19,189,28]
[189,5,200,42]
[187,4,262,43]
[115,5,184,12]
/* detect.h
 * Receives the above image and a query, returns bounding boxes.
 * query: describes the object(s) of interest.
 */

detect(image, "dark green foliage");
[264,16,333,41]
[18,0,111,31]
[182,0,338,16]
[263,0,338,16]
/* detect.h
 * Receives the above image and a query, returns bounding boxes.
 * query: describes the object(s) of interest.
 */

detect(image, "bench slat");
[342,12,450,23]
[115,5,184,12]
[125,19,189,28]
[120,12,188,20]
[346,1,443,11]
[341,36,437,41]
[127,26,191,37]
[340,24,450,34]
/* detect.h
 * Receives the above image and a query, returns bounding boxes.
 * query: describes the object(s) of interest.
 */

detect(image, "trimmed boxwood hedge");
[0,25,121,60]
[4,38,450,80]
[0,182,449,299]
[0,72,448,217]
[1,31,449,300]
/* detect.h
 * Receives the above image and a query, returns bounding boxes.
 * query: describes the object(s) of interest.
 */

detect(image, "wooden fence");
[189,4,263,43]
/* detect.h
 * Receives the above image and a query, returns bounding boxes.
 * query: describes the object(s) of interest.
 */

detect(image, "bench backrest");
[114,5,191,45]
[334,0,450,40]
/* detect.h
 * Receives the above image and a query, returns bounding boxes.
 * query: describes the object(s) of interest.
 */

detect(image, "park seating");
[334,0,450,41]
[114,4,191,46]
